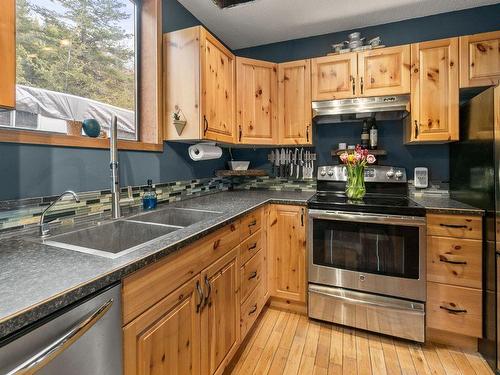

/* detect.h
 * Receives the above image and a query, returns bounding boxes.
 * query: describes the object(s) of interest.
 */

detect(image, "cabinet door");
[460,31,500,88]
[410,38,459,143]
[201,248,240,375]
[278,59,312,145]
[357,45,411,96]
[236,57,278,144]
[123,276,202,375]
[0,0,15,109]
[268,204,307,303]
[201,29,236,143]
[311,53,357,100]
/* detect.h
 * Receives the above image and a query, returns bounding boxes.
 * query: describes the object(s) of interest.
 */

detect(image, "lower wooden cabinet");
[268,204,307,304]
[123,276,202,375]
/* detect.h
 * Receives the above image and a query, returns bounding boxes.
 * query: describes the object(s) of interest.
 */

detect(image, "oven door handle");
[308,209,426,227]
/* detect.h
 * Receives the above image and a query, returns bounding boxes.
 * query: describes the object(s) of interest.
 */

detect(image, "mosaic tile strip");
[231,176,317,192]
[0,177,232,235]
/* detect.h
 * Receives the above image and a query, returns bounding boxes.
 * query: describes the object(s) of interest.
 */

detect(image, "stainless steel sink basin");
[129,207,222,227]
[42,220,178,258]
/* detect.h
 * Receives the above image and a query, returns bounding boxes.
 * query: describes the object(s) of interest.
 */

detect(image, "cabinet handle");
[248,219,257,227]
[306,125,310,142]
[414,120,419,139]
[439,223,468,229]
[248,271,258,280]
[203,275,211,307]
[248,304,258,315]
[351,76,355,95]
[203,116,209,135]
[248,243,257,251]
[360,77,364,95]
[439,305,467,314]
[301,208,304,227]
[239,125,242,142]
[196,281,204,313]
[439,255,467,265]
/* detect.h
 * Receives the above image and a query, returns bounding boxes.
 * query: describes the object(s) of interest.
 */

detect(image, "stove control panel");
[317,165,407,183]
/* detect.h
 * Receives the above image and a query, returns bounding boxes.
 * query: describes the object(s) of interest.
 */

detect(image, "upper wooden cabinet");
[278,59,312,145]
[408,38,459,143]
[236,57,278,144]
[0,0,15,109]
[164,26,236,143]
[311,53,357,100]
[460,31,500,88]
[311,45,411,100]
[357,45,411,97]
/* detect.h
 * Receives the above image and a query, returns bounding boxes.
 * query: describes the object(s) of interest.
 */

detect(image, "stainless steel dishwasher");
[0,283,123,374]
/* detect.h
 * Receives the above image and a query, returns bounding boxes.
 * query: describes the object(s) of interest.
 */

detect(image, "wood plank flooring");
[227,307,493,375]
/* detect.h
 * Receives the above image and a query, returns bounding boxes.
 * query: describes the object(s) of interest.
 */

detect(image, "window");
[5,0,137,140]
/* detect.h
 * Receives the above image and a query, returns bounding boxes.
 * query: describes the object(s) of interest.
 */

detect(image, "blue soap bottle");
[142,179,157,210]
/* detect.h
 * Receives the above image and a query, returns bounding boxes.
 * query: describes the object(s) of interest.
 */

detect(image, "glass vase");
[345,165,366,200]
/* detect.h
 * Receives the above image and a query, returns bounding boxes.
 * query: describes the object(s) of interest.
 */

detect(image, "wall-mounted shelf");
[331,149,387,157]
[215,169,268,177]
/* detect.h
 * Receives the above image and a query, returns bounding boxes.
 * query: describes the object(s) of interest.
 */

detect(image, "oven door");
[308,209,426,301]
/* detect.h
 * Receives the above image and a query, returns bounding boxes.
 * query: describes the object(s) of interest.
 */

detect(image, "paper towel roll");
[188,143,223,161]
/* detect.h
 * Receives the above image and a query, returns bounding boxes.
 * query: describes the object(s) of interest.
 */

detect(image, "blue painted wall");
[233,4,500,182]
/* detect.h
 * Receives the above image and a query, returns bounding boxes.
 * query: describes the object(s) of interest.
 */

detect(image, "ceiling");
[177,0,498,49]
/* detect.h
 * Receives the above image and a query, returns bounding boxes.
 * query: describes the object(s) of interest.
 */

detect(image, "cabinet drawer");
[240,281,264,339]
[240,249,263,303]
[240,230,262,265]
[427,236,482,288]
[122,221,240,325]
[427,282,482,338]
[427,213,482,240]
[240,208,262,241]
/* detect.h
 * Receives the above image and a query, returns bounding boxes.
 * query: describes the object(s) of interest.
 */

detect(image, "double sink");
[38,207,222,258]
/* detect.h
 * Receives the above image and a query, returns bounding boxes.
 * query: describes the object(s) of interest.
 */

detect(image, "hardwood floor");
[227,306,494,375]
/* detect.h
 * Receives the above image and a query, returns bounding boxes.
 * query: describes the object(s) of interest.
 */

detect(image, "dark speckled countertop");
[0,190,313,341]
[0,189,484,341]
[410,193,484,216]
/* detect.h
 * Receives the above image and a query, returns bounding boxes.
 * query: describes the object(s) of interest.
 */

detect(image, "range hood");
[312,95,410,123]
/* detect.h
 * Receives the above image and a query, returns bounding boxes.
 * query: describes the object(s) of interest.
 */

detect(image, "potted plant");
[339,145,376,199]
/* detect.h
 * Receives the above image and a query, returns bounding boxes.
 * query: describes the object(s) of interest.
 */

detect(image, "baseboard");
[426,327,478,351]
[268,296,307,315]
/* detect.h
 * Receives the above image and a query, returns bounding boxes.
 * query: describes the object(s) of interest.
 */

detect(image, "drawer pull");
[248,219,257,227]
[196,281,204,313]
[248,271,258,280]
[439,223,468,229]
[248,243,257,251]
[204,275,211,307]
[248,304,258,315]
[439,305,467,314]
[439,255,467,265]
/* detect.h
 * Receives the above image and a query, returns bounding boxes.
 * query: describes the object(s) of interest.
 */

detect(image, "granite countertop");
[0,190,313,341]
[410,193,484,216]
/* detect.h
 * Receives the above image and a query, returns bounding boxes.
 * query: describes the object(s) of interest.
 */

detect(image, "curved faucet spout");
[39,190,80,237]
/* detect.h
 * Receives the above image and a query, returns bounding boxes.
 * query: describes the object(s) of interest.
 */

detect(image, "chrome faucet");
[39,190,80,237]
[110,115,121,219]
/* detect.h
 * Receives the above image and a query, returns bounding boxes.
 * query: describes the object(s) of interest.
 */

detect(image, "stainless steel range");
[307,165,426,342]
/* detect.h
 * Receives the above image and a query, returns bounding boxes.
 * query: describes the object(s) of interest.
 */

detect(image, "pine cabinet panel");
[201,248,240,375]
[0,0,15,109]
[409,38,459,143]
[236,57,278,144]
[311,53,357,100]
[278,59,312,145]
[268,204,307,303]
[123,276,202,375]
[357,45,411,96]
[460,31,500,88]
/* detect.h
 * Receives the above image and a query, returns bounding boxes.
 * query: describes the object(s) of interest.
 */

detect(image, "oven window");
[312,220,420,279]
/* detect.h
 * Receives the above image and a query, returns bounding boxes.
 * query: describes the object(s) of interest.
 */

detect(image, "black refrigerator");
[450,85,499,373]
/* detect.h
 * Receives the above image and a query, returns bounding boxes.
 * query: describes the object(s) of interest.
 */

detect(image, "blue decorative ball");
[82,119,101,138]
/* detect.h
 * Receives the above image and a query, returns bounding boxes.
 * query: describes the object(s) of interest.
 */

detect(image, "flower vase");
[345,165,366,200]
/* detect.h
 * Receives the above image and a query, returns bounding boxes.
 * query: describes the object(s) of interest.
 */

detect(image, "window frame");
[0,0,163,152]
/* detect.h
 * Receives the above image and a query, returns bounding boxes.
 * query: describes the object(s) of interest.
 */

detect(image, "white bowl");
[228,161,250,171]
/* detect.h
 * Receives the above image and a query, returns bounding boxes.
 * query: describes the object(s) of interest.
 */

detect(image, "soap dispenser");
[142,179,157,210]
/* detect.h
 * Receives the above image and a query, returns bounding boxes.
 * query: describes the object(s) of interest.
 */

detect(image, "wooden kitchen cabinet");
[123,276,202,375]
[311,53,357,100]
[236,57,278,144]
[268,204,307,304]
[408,37,459,143]
[460,31,500,88]
[278,59,312,145]
[0,0,15,109]
[357,45,411,97]
[164,26,236,143]
[201,248,240,375]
